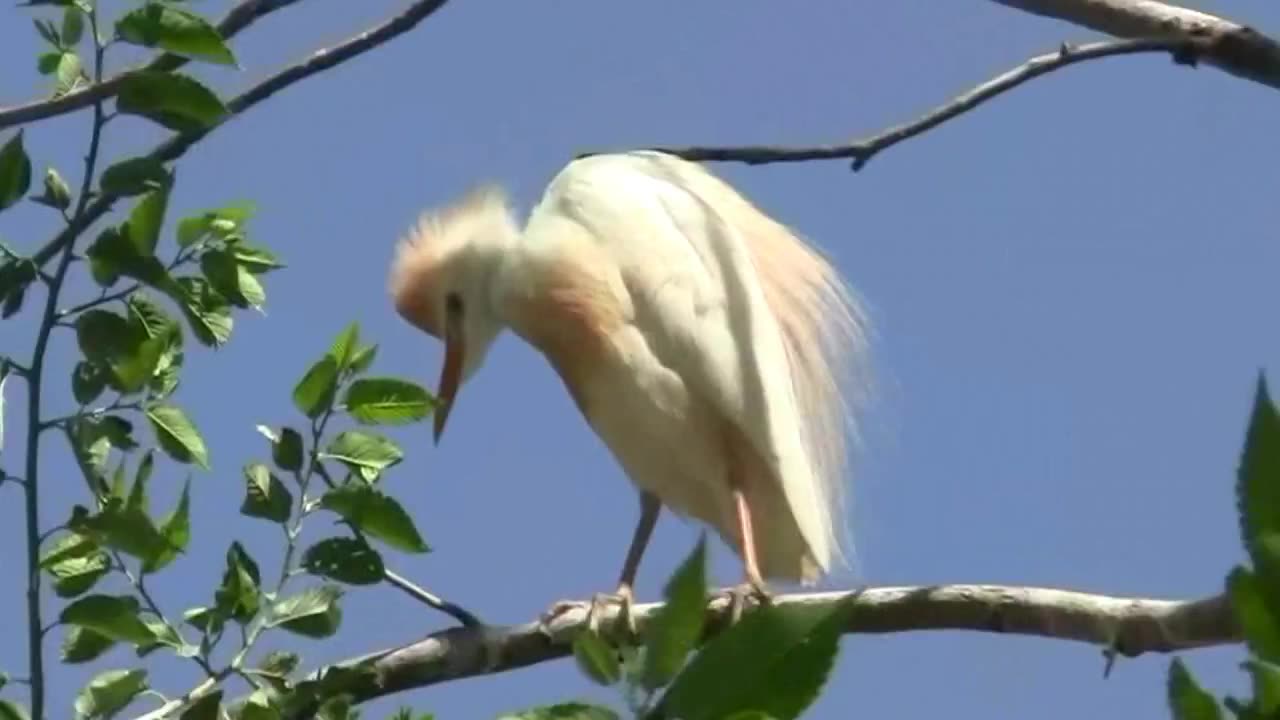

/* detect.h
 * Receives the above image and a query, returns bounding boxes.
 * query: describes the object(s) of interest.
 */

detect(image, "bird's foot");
[540,586,636,641]
[716,579,773,625]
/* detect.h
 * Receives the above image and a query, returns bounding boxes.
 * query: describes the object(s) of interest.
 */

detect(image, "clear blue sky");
[4,0,1280,717]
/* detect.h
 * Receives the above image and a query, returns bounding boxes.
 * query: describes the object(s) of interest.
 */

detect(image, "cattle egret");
[389,151,869,626]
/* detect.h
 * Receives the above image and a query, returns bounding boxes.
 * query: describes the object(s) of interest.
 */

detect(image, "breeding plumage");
[389,151,869,618]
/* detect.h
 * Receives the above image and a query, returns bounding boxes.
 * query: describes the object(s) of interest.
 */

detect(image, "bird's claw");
[717,579,773,624]
[540,587,636,641]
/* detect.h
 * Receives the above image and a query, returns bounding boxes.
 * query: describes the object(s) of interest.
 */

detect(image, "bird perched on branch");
[389,151,869,626]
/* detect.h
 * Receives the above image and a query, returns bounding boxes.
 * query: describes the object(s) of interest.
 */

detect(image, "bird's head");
[388,185,520,443]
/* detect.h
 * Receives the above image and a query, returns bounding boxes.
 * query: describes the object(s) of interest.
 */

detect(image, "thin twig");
[1,0,455,311]
[384,569,483,628]
[23,8,110,717]
[195,584,1237,720]
[0,0,307,131]
[628,38,1201,171]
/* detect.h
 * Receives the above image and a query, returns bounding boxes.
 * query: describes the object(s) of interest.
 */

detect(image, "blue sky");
[4,0,1280,717]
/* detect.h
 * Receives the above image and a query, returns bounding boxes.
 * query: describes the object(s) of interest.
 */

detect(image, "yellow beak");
[433,317,465,444]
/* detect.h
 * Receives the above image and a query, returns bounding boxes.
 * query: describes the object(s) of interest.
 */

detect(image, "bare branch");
[0,0,454,304]
[0,0,306,131]
[991,0,1280,91]
[630,38,1198,170]
[227,584,1235,719]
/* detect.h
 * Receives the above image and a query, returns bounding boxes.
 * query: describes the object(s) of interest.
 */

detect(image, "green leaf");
[344,378,435,425]
[62,7,84,45]
[32,17,60,46]
[268,584,343,638]
[40,530,101,568]
[47,546,110,598]
[330,323,359,373]
[301,538,385,585]
[0,701,30,720]
[146,403,209,469]
[116,71,227,132]
[658,599,854,720]
[171,276,233,346]
[214,541,261,623]
[75,309,163,393]
[349,344,378,374]
[72,361,107,405]
[241,463,292,523]
[85,226,170,289]
[115,3,237,66]
[176,201,255,248]
[37,51,61,74]
[124,184,171,256]
[1168,657,1222,720]
[70,501,168,561]
[257,651,299,677]
[2,282,25,319]
[320,430,403,481]
[201,249,265,309]
[573,629,621,686]
[54,52,84,97]
[271,426,303,472]
[100,157,170,197]
[495,704,619,720]
[61,627,117,664]
[642,536,708,690]
[1245,658,1280,715]
[1239,377,1280,604]
[128,292,181,341]
[0,131,33,212]
[38,166,73,209]
[293,357,339,419]
[178,689,222,720]
[232,243,284,273]
[143,477,191,573]
[61,594,158,645]
[318,483,428,553]
[74,668,148,720]
[1229,566,1280,663]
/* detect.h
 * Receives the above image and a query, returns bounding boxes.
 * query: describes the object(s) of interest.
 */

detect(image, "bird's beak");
[433,315,465,444]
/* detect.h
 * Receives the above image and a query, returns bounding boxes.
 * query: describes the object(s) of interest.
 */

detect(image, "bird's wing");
[536,152,850,576]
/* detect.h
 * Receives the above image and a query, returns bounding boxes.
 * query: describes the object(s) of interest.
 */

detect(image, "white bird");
[388,151,869,623]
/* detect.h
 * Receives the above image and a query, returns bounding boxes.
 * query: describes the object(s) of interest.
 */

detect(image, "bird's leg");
[722,485,774,624]
[542,492,660,640]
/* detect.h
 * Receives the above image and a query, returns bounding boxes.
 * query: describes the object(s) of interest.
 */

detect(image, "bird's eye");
[445,292,463,315]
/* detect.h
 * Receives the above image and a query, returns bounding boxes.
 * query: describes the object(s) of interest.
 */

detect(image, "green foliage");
[497,704,620,720]
[301,538,385,586]
[320,430,404,482]
[73,668,148,720]
[268,585,344,639]
[318,483,429,554]
[344,378,435,426]
[114,3,238,66]
[146,403,209,469]
[573,630,622,687]
[117,71,228,132]
[241,463,293,523]
[0,131,32,212]
[641,537,708,690]
[1168,658,1222,720]
[0,701,31,720]
[100,157,171,197]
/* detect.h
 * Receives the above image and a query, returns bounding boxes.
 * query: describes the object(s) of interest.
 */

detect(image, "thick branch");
[628,38,1197,170]
[991,0,1280,91]
[0,0,306,131]
[257,585,1236,717]
[1,0,454,301]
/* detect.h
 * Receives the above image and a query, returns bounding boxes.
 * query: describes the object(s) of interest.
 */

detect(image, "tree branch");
[990,0,1280,92]
[229,584,1236,719]
[0,0,307,131]
[0,0,454,305]
[628,38,1199,170]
